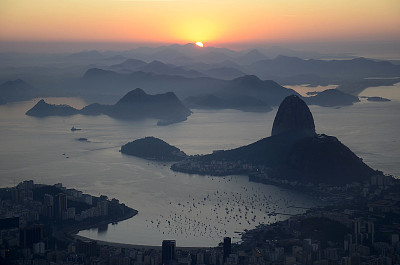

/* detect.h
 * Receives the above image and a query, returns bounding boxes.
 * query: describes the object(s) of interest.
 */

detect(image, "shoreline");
[69,207,216,250]
[72,233,215,250]
[69,208,138,235]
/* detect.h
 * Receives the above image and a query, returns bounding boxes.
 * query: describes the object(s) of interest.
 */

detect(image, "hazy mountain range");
[1,43,399,110]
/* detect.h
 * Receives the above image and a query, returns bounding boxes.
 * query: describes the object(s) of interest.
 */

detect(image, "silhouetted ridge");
[231,75,264,87]
[287,134,376,184]
[271,95,316,136]
[185,75,298,112]
[235,49,268,64]
[26,99,79,117]
[26,89,191,125]
[4,79,26,86]
[116,88,148,104]
[171,95,378,185]
[0,79,38,104]
[221,76,296,101]
[83,68,117,78]
[243,49,267,59]
[109,59,147,70]
[274,55,304,63]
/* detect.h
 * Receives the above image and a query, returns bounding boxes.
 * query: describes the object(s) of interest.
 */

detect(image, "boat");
[71,126,81,131]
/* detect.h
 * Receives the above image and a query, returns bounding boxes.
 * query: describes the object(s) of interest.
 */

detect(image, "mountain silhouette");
[203,67,247,80]
[109,58,147,72]
[0,79,38,104]
[185,75,298,111]
[26,88,191,125]
[138,60,204,78]
[172,95,379,185]
[26,99,79,116]
[246,56,400,81]
[217,75,299,106]
[271,95,316,136]
[78,62,387,107]
[78,68,225,101]
[234,49,268,65]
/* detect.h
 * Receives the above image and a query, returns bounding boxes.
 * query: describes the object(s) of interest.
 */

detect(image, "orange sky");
[0,0,399,45]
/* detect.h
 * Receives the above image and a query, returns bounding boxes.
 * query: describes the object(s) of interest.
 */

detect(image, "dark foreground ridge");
[25,88,191,125]
[121,136,187,161]
[171,95,382,185]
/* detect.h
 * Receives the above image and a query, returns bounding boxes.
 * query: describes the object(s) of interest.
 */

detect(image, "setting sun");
[195,42,204,47]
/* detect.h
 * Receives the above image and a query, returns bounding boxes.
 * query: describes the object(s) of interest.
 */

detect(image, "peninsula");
[0,180,137,250]
[171,95,382,186]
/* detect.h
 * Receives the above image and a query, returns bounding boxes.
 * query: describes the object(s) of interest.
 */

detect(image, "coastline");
[72,233,214,251]
[68,208,138,235]
[53,206,139,244]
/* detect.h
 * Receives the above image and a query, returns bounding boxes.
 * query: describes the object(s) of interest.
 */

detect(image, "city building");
[162,240,176,265]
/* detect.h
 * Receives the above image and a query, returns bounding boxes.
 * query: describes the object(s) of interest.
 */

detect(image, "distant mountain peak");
[1,79,30,87]
[351,57,368,62]
[271,95,316,137]
[184,43,196,47]
[274,55,303,62]
[125,58,146,63]
[116,88,147,104]
[232,75,263,86]
[233,74,262,82]
[83,68,116,78]
[109,58,147,69]
[148,60,164,65]
[245,49,267,58]
[130,87,146,95]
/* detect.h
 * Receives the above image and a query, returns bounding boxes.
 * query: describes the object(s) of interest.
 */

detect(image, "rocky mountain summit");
[271,95,316,136]
[171,95,380,185]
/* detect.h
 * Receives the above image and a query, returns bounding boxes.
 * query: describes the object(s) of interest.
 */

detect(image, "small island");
[360,96,391,102]
[121,136,187,161]
[304,89,360,106]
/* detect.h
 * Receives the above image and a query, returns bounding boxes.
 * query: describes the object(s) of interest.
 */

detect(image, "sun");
[195,42,204,47]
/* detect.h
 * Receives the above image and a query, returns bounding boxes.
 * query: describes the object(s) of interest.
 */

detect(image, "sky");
[0,0,400,50]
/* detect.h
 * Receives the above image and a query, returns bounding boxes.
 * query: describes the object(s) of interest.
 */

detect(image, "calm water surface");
[0,83,399,246]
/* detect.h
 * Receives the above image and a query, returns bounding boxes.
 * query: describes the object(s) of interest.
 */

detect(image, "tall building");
[43,194,54,218]
[76,240,98,257]
[20,224,44,248]
[162,240,176,265]
[54,193,67,220]
[223,237,231,262]
[367,221,374,244]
